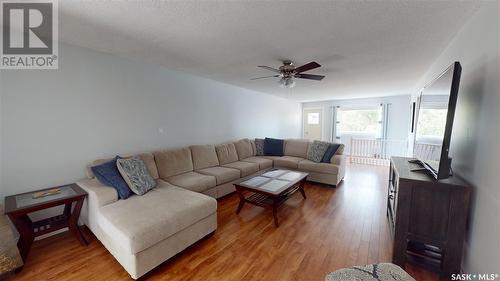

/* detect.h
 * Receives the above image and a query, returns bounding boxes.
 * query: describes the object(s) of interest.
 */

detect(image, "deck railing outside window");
[349,138,408,166]
[413,142,442,161]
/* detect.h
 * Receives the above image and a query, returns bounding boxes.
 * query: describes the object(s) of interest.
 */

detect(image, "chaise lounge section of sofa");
[77,138,344,279]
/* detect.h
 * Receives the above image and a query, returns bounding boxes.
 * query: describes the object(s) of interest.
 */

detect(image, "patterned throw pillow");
[116,157,156,195]
[254,138,265,156]
[306,140,330,163]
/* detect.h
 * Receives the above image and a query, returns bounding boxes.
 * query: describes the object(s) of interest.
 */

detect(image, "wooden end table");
[4,184,88,267]
[234,169,308,227]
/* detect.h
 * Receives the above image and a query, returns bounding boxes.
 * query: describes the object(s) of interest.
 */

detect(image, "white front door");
[303,108,322,140]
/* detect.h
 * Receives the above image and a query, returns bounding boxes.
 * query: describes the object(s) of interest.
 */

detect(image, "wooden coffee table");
[234,169,308,227]
[4,184,88,266]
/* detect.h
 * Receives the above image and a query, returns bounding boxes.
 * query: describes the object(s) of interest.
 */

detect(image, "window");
[336,107,382,137]
[414,98,448,161]
[307,112,320,124]
[415,97,448,144]
[416,108,447,139]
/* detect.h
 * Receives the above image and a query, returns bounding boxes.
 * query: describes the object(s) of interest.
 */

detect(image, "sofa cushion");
[234,139,253,160]
[190,144,219,170]
[222,161,259,177]
[77,178,118,207]
[321,143,342,163]
[167,172,217,193]
[215,143,239,165]
[154,148,193,178]
[196,166,240,185]
[99,180,217,254]
[306,140,330,162]
[261,155,282,162]
[298,159,339,174]
[330,154,344,165]
[117,157,156,196]
[91,156,131,200]
[273,156,304,169]
[254,138,265,156]
[250,140,257,156]
[264,137,284,156]
[86,153,159,180]
[139,153,159,179]
[241,156,273,170]
[284,139,310,158]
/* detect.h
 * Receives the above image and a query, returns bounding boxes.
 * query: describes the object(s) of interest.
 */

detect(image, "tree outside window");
[336,108,382,139]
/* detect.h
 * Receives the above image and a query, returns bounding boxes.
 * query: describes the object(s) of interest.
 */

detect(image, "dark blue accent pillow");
[91,156,131,199]
[264,137,284,156]
[321,143,341,163]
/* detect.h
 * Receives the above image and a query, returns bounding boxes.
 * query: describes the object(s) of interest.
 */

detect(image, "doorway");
[303,108,322,140]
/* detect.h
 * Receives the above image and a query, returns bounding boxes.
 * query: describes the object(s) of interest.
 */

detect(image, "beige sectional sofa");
[77,138,344,279]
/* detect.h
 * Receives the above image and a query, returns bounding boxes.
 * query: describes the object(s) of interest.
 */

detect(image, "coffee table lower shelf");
[235,177,307,227]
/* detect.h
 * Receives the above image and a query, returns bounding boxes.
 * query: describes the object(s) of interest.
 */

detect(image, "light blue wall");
[0,43,302,202]
[412,2,500,273]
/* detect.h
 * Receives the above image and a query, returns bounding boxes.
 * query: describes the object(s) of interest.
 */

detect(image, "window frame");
[335,105,383,139]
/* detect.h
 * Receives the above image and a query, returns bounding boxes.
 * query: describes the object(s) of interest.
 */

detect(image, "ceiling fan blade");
[296,73,325,80]
[257,65,281,73]
[294,61,321,73]
[250,75,280,80]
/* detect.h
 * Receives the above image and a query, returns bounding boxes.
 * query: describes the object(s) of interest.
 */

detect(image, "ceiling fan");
[251,60,325,88]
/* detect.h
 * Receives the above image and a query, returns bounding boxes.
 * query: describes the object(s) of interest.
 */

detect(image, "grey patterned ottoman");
[325,263,415,281]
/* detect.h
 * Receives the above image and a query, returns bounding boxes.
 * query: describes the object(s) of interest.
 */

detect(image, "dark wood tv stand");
[387,157,471,280]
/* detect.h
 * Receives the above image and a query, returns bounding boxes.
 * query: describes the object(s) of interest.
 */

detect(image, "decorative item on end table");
[32,188,61,199]
[4,184,88,267]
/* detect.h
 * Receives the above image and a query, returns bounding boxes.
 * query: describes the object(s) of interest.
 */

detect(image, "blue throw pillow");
[321,143,341,163]
[91,156,131,199]
[264,137,284,156]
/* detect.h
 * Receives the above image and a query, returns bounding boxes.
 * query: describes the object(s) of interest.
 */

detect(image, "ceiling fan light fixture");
[278,77,286,88]
[278,77,295,88]
[254,60,322,88]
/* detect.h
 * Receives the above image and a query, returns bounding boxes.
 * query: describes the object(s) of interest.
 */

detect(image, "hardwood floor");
[10,164,438,281]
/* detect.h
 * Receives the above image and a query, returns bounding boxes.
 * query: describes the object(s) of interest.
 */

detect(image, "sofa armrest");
[77,178,118,207]
[77,179,118,230]
[330,154,345,165]
[330,154,346,184]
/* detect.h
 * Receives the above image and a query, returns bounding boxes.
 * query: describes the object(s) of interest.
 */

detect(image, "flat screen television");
[412,61,462,180]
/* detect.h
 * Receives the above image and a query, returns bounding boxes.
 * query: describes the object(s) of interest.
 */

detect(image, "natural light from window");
[307,112,320,124]
[416,108,447,139]
[338,109,381,135]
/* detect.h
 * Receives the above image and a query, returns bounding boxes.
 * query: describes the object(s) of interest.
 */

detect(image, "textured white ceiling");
[58,1,481,101]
